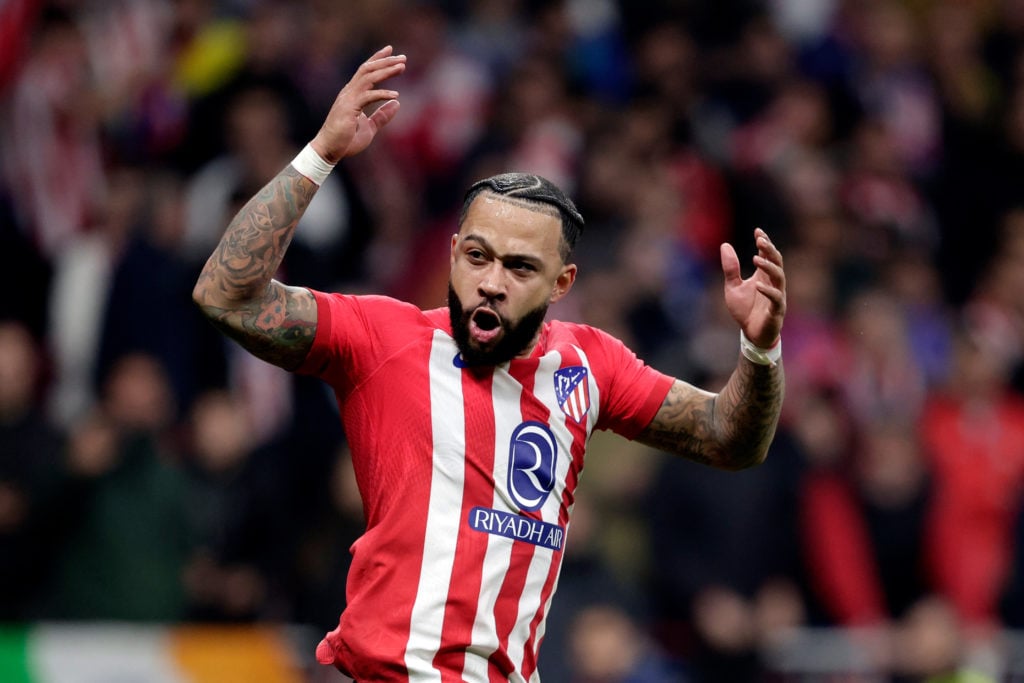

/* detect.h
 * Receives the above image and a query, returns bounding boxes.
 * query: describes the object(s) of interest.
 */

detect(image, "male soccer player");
[193,46,786,682]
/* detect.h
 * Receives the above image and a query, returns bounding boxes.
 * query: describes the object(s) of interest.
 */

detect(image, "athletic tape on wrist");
[740,330,782,367]
[291,144,336,186]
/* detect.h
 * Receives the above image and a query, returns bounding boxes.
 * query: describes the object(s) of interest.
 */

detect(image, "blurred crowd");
[2,0,1024,681]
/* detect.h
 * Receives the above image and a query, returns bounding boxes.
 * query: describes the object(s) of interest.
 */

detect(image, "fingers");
[752,228,786,313]
[752,229,784,284]
[356,58,407,86]
[356,88,401,110]
[367,98,401,130]
[753,228,782,266]
[344,48,405,112]
[354,47,406,87]
[755,280,786,312]
[314,47,407,161]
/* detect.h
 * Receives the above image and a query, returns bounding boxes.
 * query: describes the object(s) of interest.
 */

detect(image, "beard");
[448,283,549,367]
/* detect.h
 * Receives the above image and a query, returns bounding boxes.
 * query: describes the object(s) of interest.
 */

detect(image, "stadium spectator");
[0,320,66,619]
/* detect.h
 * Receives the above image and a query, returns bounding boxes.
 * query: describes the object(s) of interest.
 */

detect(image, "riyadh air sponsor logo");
[468,506,565,551]
[467,421,565,549]
[554,366,590,423]
[507,421,557,511]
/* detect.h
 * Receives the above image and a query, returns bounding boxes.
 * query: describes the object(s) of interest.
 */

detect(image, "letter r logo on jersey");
[507,421,557,511]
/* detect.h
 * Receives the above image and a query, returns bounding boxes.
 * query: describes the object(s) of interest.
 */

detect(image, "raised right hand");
[310,45,406,163]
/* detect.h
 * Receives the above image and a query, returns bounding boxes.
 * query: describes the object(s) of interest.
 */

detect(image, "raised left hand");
[720,228,786,348]
[310,45,406,163]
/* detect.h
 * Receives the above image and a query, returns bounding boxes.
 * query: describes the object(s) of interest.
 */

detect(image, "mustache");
[447,283,548,366]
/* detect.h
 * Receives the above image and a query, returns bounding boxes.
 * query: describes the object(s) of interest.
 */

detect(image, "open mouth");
[469,307,503,344]
[473,308,501,331]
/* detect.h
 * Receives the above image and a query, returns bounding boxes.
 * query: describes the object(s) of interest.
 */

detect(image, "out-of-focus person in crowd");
[849,0,942,178]
[0,0,38,91]
[891,596,988,683]
[47,164,143,428]
[840,117,937,263]
[568,91,733,375]
[95,165,221,420]
[0,193,52,341]
[0,320,66,620]
[840,287,929,426]
[291,1,368,117]
[451,0,530,81]
[466,53,581,205]
[933,40,1024,306]
[2,0,177,250]
[1002,464,1024,629]
[923,0,1001,137]
[961,209,1024,389]
[881,249,954,390]
[48,164,220,428]
[0,6,106,259]
[73,0,183,164]
[376,1,492,212]
[181,389,288,621]
[568,603,683,683]
[47,353,191,621]
[770,245,848,425]
[176,0,314,175]
[288,445,365,634]
[918,321,1024,641]
[801,410,933,627]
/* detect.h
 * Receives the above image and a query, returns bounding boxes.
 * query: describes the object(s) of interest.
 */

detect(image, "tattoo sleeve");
[636,358,784,470]
[192,166,320,371]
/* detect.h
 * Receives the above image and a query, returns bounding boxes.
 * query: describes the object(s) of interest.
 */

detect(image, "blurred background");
[2,0,1024,681]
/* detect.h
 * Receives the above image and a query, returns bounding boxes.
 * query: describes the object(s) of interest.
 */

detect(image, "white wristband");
[740,330,781,367]
[291,143,336,186]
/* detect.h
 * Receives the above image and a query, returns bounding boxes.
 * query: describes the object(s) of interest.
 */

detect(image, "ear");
[550,264,577,304]
[450,234,459,266]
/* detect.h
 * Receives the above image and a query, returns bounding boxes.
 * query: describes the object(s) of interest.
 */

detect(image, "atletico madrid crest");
[553,366,590,423]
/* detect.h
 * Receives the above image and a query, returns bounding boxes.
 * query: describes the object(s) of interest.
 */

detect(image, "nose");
[478,263,507,301]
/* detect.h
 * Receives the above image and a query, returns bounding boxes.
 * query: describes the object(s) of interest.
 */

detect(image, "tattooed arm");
[637,363,784,470]
[191,46,405,370]
[191,171,320,370]
[636,228,786,469]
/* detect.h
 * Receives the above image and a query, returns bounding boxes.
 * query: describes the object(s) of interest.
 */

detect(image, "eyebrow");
[461,234,545,267]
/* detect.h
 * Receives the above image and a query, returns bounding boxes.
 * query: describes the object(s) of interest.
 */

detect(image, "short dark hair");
[459,173,584,262]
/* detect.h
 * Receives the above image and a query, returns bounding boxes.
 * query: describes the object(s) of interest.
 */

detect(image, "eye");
[507,261,537,275]
[466,248,487,263]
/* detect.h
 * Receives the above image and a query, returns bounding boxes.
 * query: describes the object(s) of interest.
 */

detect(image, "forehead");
[460,193,564,257]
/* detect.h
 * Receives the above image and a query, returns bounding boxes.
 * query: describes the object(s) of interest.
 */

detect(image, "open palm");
[720,228,786,348]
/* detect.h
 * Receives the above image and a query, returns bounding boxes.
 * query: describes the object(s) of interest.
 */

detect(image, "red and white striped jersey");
[299,291,673,682]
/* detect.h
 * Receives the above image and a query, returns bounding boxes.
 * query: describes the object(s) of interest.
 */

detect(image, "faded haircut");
[459,173,585,262]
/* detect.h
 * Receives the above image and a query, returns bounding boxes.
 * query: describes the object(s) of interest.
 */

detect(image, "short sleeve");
[580,326,674,439]
[294,289,363,389]
[294,290,434,393]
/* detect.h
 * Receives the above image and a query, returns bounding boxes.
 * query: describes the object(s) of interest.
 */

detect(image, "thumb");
[720,243,742,287]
